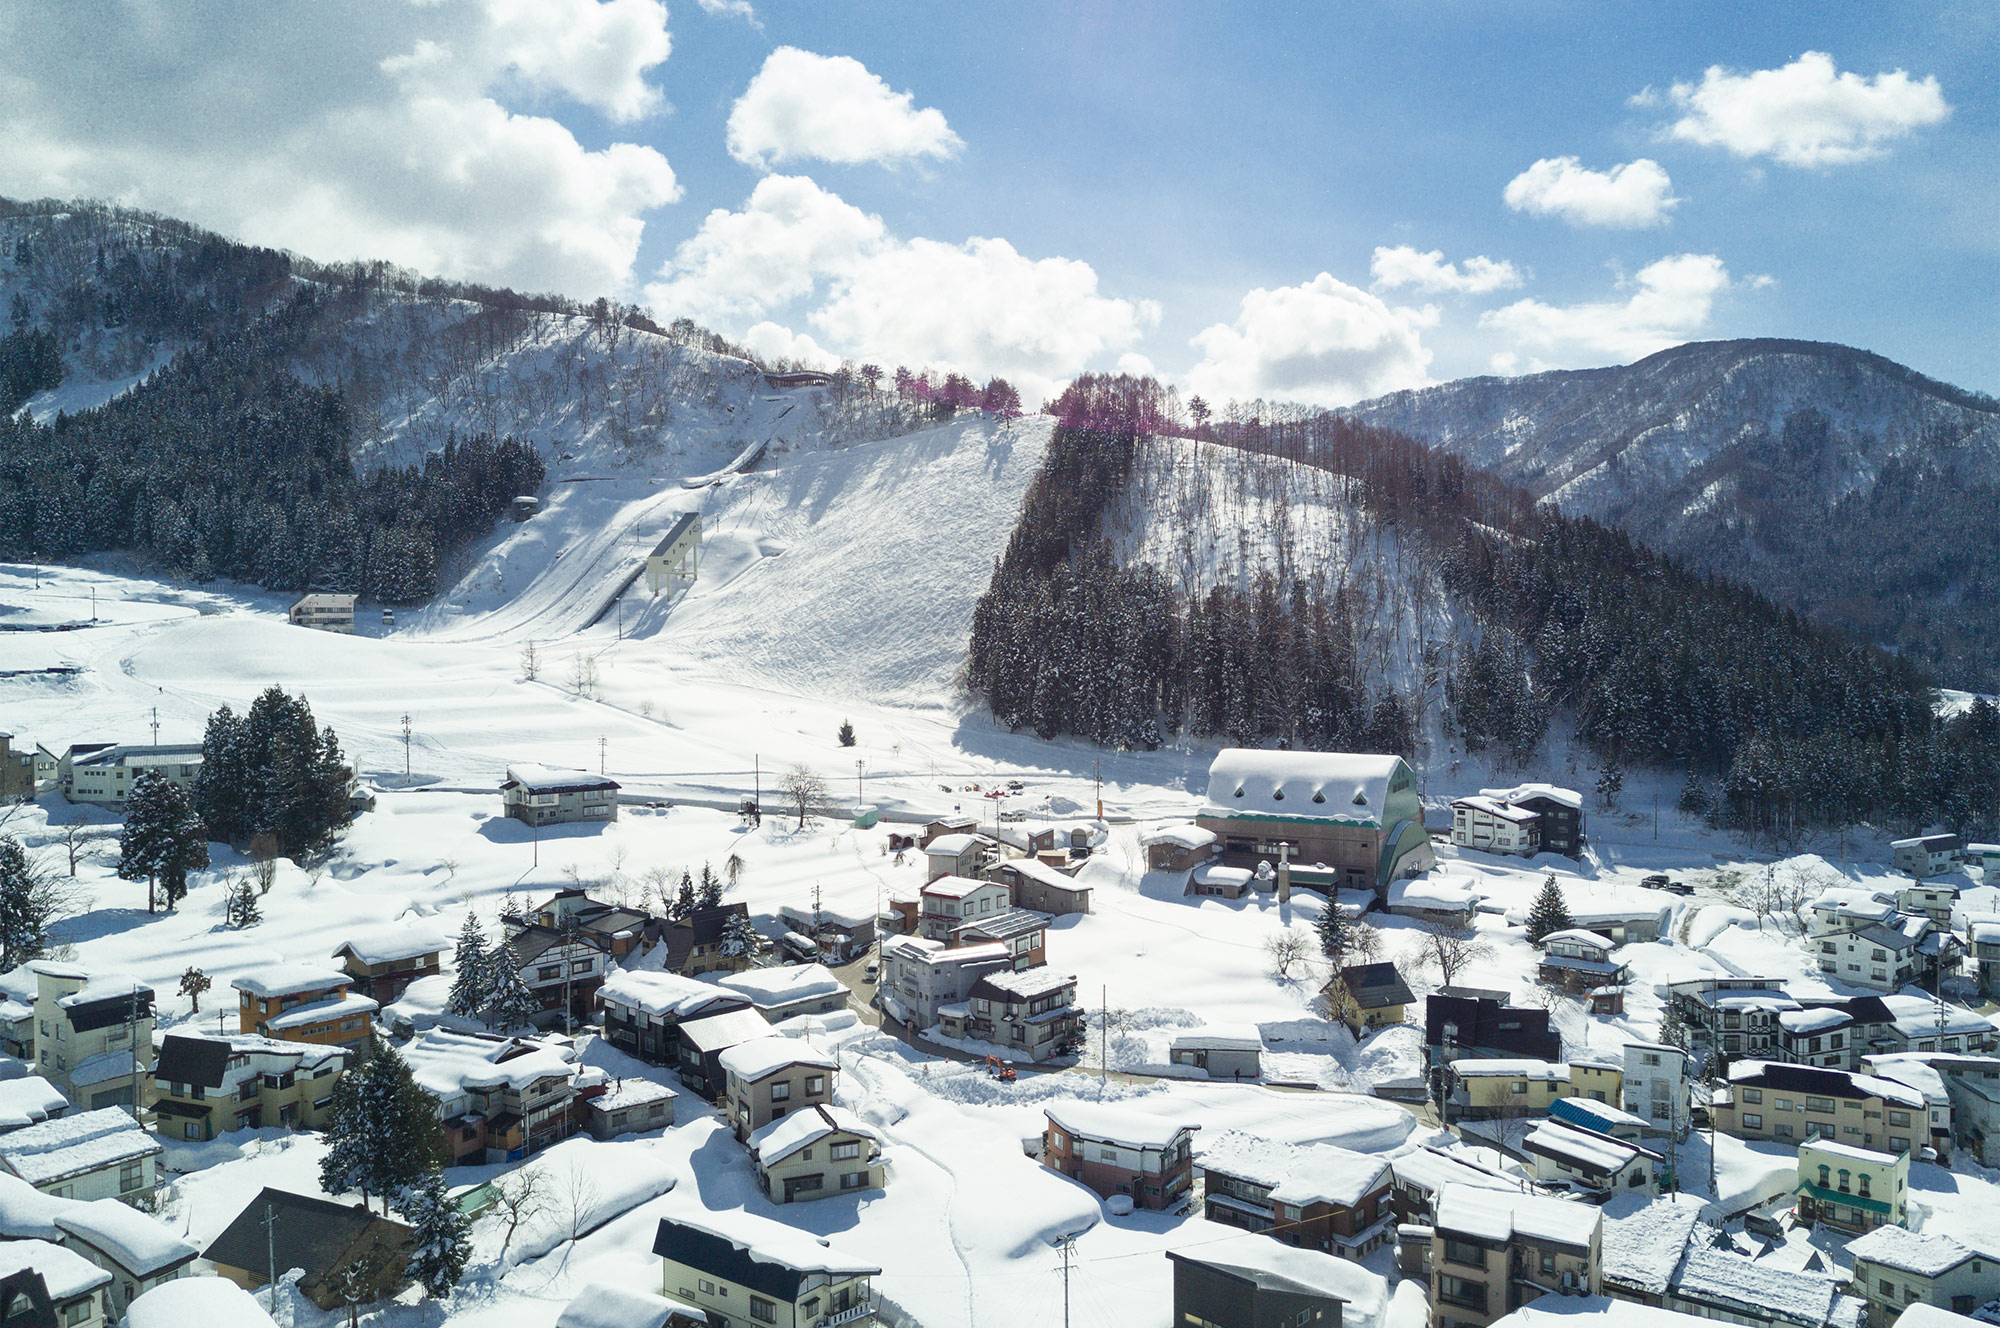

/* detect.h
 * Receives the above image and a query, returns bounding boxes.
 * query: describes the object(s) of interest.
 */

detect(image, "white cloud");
[0,0,680,297]
[646,177,1152,404]
[727,47,962,170]
[741,321,837,368]
[1479,253,1732,366]
[1657,51,1950,167]
[1184,273,1436,409]
[1370,245,1523,295]
[1502,157,1678,228]
[695,0,760,25]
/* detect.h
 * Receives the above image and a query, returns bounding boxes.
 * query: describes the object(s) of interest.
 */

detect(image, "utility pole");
[599,735,608,776]
[855,759,864,815]
[1100,985,1108,1090]
[1055,1233,1076,1328]
[1094,757,1103,822]
[263,1202,278,1312]
[90,586,96,621]
[812,882,823,947]
[149,707,159,746]
[401,713,412,782]
[126,987,142,1120]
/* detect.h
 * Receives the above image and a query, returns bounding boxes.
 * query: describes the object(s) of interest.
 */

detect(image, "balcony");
[818,1301,876,1326]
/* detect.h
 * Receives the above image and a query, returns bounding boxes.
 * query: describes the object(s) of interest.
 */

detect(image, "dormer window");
[1312,791,1326,803]
[1272,789,1284,801]
[1352,790,1368,806]
[1234,787,1245,798]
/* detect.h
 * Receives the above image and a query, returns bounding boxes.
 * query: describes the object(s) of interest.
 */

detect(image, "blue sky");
[3,1,1993,402]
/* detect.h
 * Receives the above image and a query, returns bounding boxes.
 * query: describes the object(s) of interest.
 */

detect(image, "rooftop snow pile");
[55,1197,197,1274]
[1674,1241,1854,1327]
[0,1107,159,1186]
[1142,823,1217,850]
[1390,878,1477,910]
[1600,1193,1702,1294]
[1197,1130,1389,1207]
[1480,783,1583,810]
[556,1283,702,1328]
[1435,1183,1600,1248]
[598,969,734,1018]
[502,763,617,792]
[1202,749,1403,824]
[0,1077,65,1130]
[716,1038,837,1082]
[749,1104,878,1166]
[654,1210,879,1278]
[402,1028,576,1097]
[0,1238,111,1300]
[333,922,451,967]
[1045,1101,1196,1151]
[126,1277,279,1328]
[1847,1225,1996,1274]
[1173,1234,1387,1326]
[229,964,349,998]
[717,964,844,1008]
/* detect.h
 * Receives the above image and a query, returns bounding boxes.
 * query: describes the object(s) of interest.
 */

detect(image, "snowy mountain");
[1343,339,2000,686]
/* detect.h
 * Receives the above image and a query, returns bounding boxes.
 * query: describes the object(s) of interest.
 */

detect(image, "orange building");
[231,965,378,1050]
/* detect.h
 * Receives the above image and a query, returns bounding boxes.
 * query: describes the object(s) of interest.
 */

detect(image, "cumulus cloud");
[727,47,962,169]
[646,177,1152,404]
[1502,157,1678,228]
[1370,245,1523,295]
[0,0,680,296]
[1184,273,1436,409]
[741,321,837,368]
[1479,253,1732,366]
[1651,51,1950,167]
[695,0,760,25]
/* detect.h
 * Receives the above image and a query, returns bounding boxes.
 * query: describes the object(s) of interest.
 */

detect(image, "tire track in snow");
[846,1053,981,1326]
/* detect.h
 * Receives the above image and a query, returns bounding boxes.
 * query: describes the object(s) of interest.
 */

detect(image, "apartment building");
[1816,915,1957,994]
[1899,883,1960,925]
[30,965,153,1112]
[230,966,377,1050]
[147,1032,347,1141]
[1621,1042,1688,1137]
[401,1028,579,1164]
[875,935,1011,1032]
[1451,797,1540,856]
[1893,835,1962,879]
[57,745,204,806]
[1429,1185,1602,1328]
[287,594,356,633]
[1795,1139,1907,1232]
[1715,1061,1926,1153]
[747,1104,883,1205]
[1043,1102,1197,1211]
[940,967,1082,1063]
[1848,1227,2000,1324]
[1197,1130,1395,1259]
[719,1042,837,1141]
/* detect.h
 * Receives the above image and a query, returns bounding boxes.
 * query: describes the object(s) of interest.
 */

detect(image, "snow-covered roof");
[922,873,997,898]
[716,1038,837,1083]
[1491,1297,1714,1328]
[0,1107,159,1185]
[0,1077,65,1130]
[0,1173,66,1239]
[1449,1058,1566,1080]
[1778,1008,1852,1034]
[1171,1026,1262,1053]
[777,901,874,929]
[1389,878,1477,910]
[749,1104,878,1167]
[1861,1055,1951,1104]
[503,763,618,793]
[0,1238,112,1301]
[660,1211,879,1279]
[1453,795,1539,823]
[126,1277,279,1328]
[1540,929,1615,951]
[54,1198,197,1275]
[1387,1148,1524,1198]
[1881,994,1992,1039]
[1434,1183,1600,1248]
[556,1283,703,1328]
[264,990,378,1031]
[1203,748,1406,825]
[1674,1241,1849,1327]
[1141,823,1217,850]
[997,857,1091,892]
[1847,1225,1990,1276]
[1481,783,1584,810]
[598,969,736,1018]
[975,967,1075,1001]
[1600,1194,1702,1294]
[590,1078,678,1112]
[1892,1308,1983,1328]
[1524,1121,1654,1174]
[1799,1137,1901,1165]
[332,922,451,967]
[1196,1131,1390,1208]
[717,964,844,1009]
[229,963,351,998]
[1170,1237,1387,1321]
[924,835,983,856]
[1726,1060,1925,1108]
[1194,863,1254,887]
[52,976,150,1010]
[68,1049,140,1088]
[1045,1101,1197,1151]
[1893,835,1960,849]
[402,1028,577,1097]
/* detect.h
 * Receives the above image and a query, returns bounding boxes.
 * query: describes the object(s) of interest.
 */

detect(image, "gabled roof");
[677,1007,776,1055]
[921,873,997,898]
[1197,1131,1390,1207]
[597,970,746,1020]
[717,1038,836,1083]
[748,1104,878,1167]
[1725,1059,1923,1108]
[204,1188,410,1286]
[1165,1241,1383,1309]
[1045,1101,1196,1151]
[331,923,451,968]
[652,1213,877,1301]
[230,964,349,998]
[1202,748,1406,826]
[501,763,619,794]
[0,1108,160,1186]
[1435,1184,1600,1248]
[1425,994,1561,1061]
[1338,962,1415,1008]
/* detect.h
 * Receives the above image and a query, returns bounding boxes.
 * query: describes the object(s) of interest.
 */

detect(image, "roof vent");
[1234,787,1245,798]
[1312,791,1326,804]
[1272,789,1285,801]
[1352,789,1369,806]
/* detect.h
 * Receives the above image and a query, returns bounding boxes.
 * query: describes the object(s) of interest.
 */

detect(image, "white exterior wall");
[1621,1044,1687,1136]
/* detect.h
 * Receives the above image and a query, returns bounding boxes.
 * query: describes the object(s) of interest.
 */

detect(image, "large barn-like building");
[1195,749,1435,894]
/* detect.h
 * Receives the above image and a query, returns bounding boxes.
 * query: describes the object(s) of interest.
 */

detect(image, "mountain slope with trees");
[1342,339,2000,687]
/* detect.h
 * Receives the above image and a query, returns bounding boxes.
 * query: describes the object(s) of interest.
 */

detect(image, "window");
[1806,1096,1835,1113]
[1539,1251,1556,1274]
[770,1082,791,1102]
[1510,1081,1528,1094]
[1443,1238,1484,1269]
[698,1279,713,1294]
[183,1123,201,1140]
[750,1296,778,1324]
[806,1075,825,1095]
[1098,1147,1119,1162]
[537,965,562,981]
[119,1160,145,1192]
[832,1141,861,1161]
[1775,1099,1793,1112]
[1819,1166,1831,1187]
[1742,1113,1762,1129]
[1890,1111,1911,1127]
[64,1304,88,1327]
[841,1171,867,1190]
[1776,1124,1795,1138]
[1741,1089,1763,1105]
[1858,1174,1871,1197]
[1437,1276,1487,1312]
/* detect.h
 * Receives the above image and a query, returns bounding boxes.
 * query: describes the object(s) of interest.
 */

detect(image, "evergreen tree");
[1596,760,1625,811]
[446,914,490,1024]
[0,837,54,970]
[696,864,723,911]
[118,771,210,911]
[718,912,760,960]
[485,944,538,1031]
[1314,901,1349,964]
[320,1040,446,1213]
[179,965,211,1013]
[399,1165,471,1298]
[1677,770,1711,819]
[837,719,855,748]
[191,688,350,856]
[671,873,696,922]
[1526,872,1574,946]
[225,876,262,927]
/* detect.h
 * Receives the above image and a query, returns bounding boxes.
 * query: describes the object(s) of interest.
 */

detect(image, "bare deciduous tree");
[1264,925,1313,980]
[492,1164,551,1255]
[56,822,113,877]
[1414,920,1495,988]
[519,640,541,681]
[779,765,829,829]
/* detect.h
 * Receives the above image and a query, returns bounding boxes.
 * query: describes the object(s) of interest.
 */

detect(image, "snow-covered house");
[1043,1101,1197,1211]
[1666,980,1800,1058]
[1326,962,1415,1038]
[1899,882,1960,924]
[1384,1147,1524,1223]
[1817,915,1957,994]
[204,1188,411,1311]
[1446,1059,1570,1119]
[1390,877,1480,927]
[555,1283,705,1328]
[747,1104,883,1204]
[1966,844,2000,886]
[1426,994,1561,1064]
[0,1109,159,1203]
[1560,897,1670,945]
[1848,1226,2000,1325]
[1809,888,1899,936]
[922,834,994,884]
[0,1079,65,1135]
[940,967,1081,1063]
[58,744,203,807]
[1667,1240,1865,1328]
[1860,1054,1957,1161]
[148,1032,347,1141]
[1169,1028,1262,1081]
[329,923,449,1003]
[1451,796,1540,856]
[499,763,619,826]
[1777,1007,1856,1069]
[30,965,153,1113]
[875,935,1011,1032]
[715,964,848,1024]
[986,856,1093,916]
[1522,1120,1659,1197]
[1142,823,1218,872]
[286,593,355,633]
[1428,1184,1602,1328]
[775,903,876,962]
[1601,1193,1704,1308]
[1620,1041,1688,1138]
[1796,1138,1907,1232]
[916,874,1011,942]
[1715,1061,1925,1153]
[1872,994,1996,1057]
[1196,748,1435,894]
[400,1027,580,1163]
[674,1007,777,1099]
[1189,862,1255,899]
[1479,783,1586,858]
[653,1212,878,1328]
[597,969,751,1067]
[230,965,377,1050]
[1537,931,1628,994]
[1167,1242,1380,1328]
[583,1076,675,1139]
[1894,835,1963,880]
[1197,1130,1394,1259]
[500,921,608,1028]
[51,1198,198,1318]
[719,1040,837,1142]
[0,1239,112,1328]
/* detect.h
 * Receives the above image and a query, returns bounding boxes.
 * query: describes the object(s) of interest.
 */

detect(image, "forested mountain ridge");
[1342,339,2000,688]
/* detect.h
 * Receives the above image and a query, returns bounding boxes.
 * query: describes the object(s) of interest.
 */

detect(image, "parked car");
[1640,873,1671,888]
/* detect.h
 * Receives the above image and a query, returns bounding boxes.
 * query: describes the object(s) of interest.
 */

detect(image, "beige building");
[719,1041,837,1141]
[1714,1060,1925,1152]
[1447,1060,1568,1119]
[748,1104,884,1204]
[501,763,620,826]
[1429,1184,1602,1328]
[0,1108,160,1203]
[147,1032,347,1141]
[287,593,356,633]
[654,1213,879,1328]
[646,512,702,595]
[58,744,203,806]
[1848,1227,2000,1323]
[1796,1138,1907,1232]
[31,964,154,1112]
